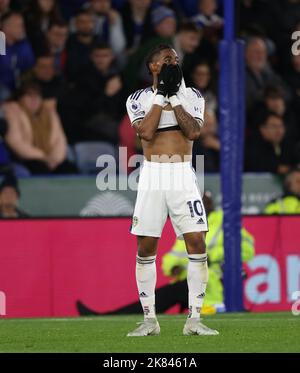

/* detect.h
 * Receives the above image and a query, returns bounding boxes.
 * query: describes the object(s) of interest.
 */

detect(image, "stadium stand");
[0,0,299,213]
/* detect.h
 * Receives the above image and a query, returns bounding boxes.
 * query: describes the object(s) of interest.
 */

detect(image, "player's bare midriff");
[141,129,193,162]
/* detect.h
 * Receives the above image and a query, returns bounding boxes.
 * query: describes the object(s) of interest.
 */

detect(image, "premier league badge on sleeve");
[130,101,141,113]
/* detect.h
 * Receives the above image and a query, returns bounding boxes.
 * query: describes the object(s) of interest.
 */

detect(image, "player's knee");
[137,242,157,257]
[137,246,157,257]
[185,233,206,254]
[137,237,157,257]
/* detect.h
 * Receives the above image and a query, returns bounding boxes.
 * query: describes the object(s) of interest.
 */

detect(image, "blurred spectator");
[123,5,177,90]
[245,37,286,112]
[44,20,69,72]
[64,42,124,144]
[83,0,126,57]
[23,0,63,54]
[4,83,76,174]
[174,22,215,81]
[245,112,295,174]
[191,61,217,113]
[124,21,204,90]
[151,5,176,38]
[191,61,219,172]
[120,0,153,53]
[192,110,220,172]
[65,9,99,81]
[250,85,299,146]
[0,11,35,93]
[264,167,300,214]
[193,122,221,172]
[0,174,29,218]
[21,54,65,100]
[190,0,223,44]
[0,0,11,16]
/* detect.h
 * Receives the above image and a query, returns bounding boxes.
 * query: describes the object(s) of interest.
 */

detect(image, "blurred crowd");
[0,0,300,176]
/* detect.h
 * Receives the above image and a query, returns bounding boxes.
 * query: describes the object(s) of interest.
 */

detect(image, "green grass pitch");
[0,313,299,353]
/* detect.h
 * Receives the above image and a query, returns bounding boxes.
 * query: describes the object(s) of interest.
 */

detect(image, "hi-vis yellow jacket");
[162,210,255,282]
[264,195,300,214]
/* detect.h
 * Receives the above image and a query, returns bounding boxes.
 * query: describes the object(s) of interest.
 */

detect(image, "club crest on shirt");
[129,101,141,113]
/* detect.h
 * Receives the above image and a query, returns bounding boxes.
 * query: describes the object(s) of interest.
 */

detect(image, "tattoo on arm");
[173,105,201,139]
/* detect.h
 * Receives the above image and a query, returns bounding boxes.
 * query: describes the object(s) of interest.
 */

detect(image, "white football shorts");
[130,159,208,237]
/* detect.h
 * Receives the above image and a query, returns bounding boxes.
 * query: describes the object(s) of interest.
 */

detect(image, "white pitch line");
[0,316,298,323]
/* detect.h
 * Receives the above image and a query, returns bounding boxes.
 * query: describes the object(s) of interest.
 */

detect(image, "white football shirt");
[126,86,205,130]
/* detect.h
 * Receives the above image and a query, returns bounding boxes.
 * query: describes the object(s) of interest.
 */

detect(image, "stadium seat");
[66,145,76,163]
[74,141,117,174]
[12,163,31,177]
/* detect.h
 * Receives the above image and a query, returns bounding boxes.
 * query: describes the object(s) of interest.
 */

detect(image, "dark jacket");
[245,135,295,173]
[0,39,35,92]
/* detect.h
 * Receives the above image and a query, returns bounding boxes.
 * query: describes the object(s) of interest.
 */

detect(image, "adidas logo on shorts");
[196,217,205,224]
[139,292,148,298]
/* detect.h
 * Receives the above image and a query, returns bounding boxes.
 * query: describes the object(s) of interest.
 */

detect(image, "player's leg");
[127,161,167,336]
[184,231,208,318]
[182,232,218,335]
[127,236,160,337]
[167,163,218,335]
[136,236,158,320]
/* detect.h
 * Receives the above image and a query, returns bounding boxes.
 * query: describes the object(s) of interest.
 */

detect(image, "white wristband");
[153,94,165,107]
[169,95,181,108]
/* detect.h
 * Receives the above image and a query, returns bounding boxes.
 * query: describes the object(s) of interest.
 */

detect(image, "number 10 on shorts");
[187,200,203,217]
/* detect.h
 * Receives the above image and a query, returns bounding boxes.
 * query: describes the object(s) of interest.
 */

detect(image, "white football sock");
[187,253,208,319]
[136,255,157,319]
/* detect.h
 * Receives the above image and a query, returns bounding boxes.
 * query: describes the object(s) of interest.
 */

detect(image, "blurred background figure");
[190,0,223,44]
[264,167,300,214]
[42,20,69,72]
[83,0,125,59]
[120,0,153,55]
[65,9,98,81]
[245,112,295,174]
[0,11,35,94]
[4,83,76,174]
[245,37,287,113]
[0,0,11,17]
[249,85,298,146]
[60,42,124,145]
[0,173,28,218]
[191,61,219,172]
[21,54,65,100]
[23,0,63,54]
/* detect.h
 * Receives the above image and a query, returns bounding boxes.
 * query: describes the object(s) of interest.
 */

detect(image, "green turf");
[0,313,299,353]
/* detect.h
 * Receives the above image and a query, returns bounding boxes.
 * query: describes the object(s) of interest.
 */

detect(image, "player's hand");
[157,63,169,96]
[166,64,182,97]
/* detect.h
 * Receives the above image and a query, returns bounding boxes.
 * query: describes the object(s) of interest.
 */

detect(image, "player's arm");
[172,104,202,140]
[165,65,203,140]
[128,64,170,141]
[133,103,163,141]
